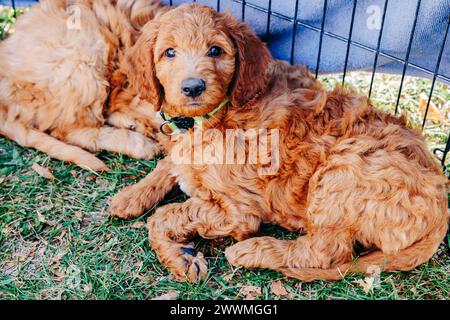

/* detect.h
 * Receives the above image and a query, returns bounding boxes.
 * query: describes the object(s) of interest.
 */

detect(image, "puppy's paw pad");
[181,247,197,257]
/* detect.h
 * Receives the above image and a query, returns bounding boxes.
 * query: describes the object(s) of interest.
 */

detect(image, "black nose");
[182,78,206,98]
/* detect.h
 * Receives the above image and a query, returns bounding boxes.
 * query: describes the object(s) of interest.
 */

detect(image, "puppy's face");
[154,9,236,117]
[126,4,272,118]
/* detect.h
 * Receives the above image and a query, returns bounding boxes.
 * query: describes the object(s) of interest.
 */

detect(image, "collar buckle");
[160,120,178,136]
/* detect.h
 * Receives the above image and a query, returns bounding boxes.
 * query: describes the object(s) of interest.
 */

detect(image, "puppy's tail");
[0,110,109,172]
[277,224,448,282]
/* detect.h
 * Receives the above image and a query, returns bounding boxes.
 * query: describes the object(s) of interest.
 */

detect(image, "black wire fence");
[1,0,449,175]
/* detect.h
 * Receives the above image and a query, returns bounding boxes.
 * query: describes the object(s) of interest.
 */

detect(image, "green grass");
[0,5,28,40]
[0,142,449,300]
[0,5,449,300]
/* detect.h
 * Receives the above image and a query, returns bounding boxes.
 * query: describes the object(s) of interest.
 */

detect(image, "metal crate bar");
[342,0,358,86]
[228,0,450,83]
[395,0,422,115]
[368,0,389,98]
[435,135,450,174]
[315,0,328,79]
[289,0,300,65]
[422,15,450,129]
[265,0,272,39]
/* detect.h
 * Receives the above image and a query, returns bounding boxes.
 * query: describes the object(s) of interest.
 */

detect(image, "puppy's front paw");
[109,186,147,219]
[174,247,208,283]
[158,244,208,283]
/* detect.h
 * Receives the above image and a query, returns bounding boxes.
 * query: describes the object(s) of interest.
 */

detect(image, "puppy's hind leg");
[226,164,356,278]
[0,116,108,171]
[64,126,162,160]
[226,228,354,278]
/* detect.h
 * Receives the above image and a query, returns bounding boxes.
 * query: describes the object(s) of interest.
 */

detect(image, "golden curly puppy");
[110,4,448,282]
[0,0,168,170]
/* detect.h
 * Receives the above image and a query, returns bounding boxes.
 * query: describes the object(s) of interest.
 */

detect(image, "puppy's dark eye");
[208,46,223,58]
[165,48,176,58]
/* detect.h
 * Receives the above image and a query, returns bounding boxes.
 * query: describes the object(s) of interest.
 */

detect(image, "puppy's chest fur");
[165,115,315,231]
[169,130,264,197]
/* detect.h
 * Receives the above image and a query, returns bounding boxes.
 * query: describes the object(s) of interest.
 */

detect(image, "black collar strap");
[159,98,229,136]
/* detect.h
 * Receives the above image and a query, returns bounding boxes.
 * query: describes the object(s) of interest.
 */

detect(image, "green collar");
[159,98,229,136]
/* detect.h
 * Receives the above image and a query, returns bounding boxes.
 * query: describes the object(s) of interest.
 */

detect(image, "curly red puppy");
[110,4,448,282]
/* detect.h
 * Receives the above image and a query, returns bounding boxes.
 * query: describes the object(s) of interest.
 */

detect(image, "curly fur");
[9,0,442,283]
[106,3,448,282]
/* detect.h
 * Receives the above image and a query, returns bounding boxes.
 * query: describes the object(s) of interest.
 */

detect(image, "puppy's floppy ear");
[220,13,272,107]
[123,20,163,111]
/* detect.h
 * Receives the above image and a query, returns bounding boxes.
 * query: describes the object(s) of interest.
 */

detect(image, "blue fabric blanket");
[3,0,450,83]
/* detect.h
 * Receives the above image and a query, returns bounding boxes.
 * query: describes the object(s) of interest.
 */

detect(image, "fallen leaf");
[37,212,46,223]
[239,285,261,300]
[355,279,373,294]
[270,280,289,297]
[366,265,381,278]
[83,284,92,293]
[149,277,165,287]
[32,163,55,180]
[419,99,444,123]
[86,174,96,182]
[135,274,153,282]
[222,273,234,282]
[49,248,68,265]
[74,211,83,219]
[96,178,109,186]
[50,265,65,279]
[131,222,146,229]
[355,268,381,294]
[150,290,180,300]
